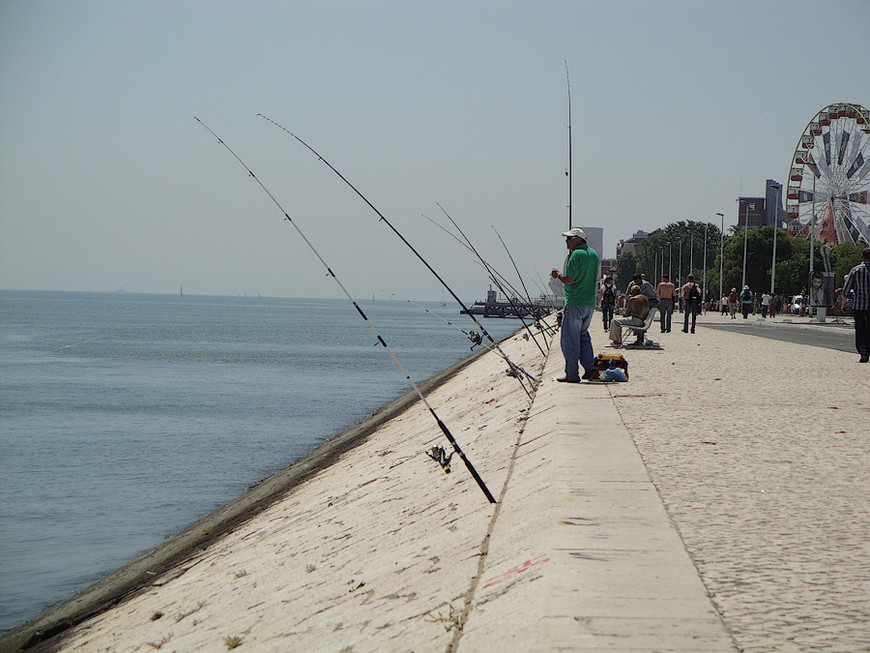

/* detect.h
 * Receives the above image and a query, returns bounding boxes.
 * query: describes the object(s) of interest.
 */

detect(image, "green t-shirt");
[564,243,599,307]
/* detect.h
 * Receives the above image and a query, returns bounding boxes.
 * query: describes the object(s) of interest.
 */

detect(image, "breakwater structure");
[8,311,869,652]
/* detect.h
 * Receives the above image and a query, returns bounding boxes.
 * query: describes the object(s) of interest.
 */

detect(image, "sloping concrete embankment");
[3,321,738,652]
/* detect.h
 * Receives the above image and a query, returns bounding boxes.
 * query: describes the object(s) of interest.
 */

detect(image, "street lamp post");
[740,199,749,290]
[690,232,694,279]
[716,212,725,307]
[770,182,781,295]
[678,239,683,285]
[703,222,709,302]
[668,242,672,279]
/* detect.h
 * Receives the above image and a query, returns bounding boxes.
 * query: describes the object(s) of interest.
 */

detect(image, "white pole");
[703,222,709,301]
[770,183,780,294]
[717,212,725,308]
[741,200,748,290]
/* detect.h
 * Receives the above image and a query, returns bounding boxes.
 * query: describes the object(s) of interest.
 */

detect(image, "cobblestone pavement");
[608,315,870,652]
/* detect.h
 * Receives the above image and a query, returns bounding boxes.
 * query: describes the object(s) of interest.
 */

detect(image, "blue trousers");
[561,305,595,381]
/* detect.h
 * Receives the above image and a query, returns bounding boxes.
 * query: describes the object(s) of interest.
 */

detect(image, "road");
[700,317,854,353]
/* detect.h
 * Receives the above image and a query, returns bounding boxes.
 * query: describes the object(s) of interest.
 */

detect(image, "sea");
[0,290,521,635]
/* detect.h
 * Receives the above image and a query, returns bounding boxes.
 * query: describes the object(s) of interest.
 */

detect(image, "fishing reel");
[467,330,484,350]
[426,445,453,473]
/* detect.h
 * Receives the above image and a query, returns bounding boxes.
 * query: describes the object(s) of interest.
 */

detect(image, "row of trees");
[614,220,865,300]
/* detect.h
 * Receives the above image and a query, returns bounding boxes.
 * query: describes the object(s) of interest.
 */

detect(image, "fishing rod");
[194,117,496,504]
[402,298,484,350]
[491,224,557,342]
[419,212,556,363]
[257,113,535,398]
[565,59,573,231]
[400,295,543,385]
[433,204,547,358]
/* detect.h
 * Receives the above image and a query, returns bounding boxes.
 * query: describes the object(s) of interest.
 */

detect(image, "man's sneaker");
[557,376,581,383]
[581,369,598,381]
[860,354,869,363]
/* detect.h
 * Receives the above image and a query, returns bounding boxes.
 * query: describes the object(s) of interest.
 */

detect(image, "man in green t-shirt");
[551,227,600,382]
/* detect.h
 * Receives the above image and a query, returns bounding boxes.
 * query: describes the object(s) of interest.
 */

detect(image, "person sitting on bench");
[609,283,650,347]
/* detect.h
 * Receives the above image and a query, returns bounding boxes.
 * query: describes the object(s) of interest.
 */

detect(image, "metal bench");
[623,307,661,349]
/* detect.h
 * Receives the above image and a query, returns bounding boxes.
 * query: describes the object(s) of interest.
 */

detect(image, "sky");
[2,0,868,301]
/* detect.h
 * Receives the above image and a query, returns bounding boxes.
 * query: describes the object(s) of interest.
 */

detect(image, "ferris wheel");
[786,102,870,245]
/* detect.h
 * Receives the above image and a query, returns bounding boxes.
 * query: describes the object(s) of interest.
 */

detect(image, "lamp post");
[716,212,725,307]
[678,239,683,286]
[770,182,781,294]
[703,222,709,302]
[690,232,694,278]
[740,199,749,290]
[668,241,672,279]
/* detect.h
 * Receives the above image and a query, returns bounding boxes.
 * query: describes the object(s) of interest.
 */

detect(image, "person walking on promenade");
[639,274,658,311]
[740,285,753,319]
[656,274,676,333]
[609,283,650,347]
[761,292,771,318]
[728,287,739,319]
[769,294,777,318]
[841,247,870,363]
[552,227,600,382]
[720,293,729,315]
[599,275,617,331]
[680,275,701,333]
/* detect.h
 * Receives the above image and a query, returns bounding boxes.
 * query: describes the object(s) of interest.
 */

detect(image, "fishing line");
[401,298,484,350]
[419,213,554,380]
[195,117,496,504]
[433,204,547,357]
[490,225,557,342]
[257,113,534,398]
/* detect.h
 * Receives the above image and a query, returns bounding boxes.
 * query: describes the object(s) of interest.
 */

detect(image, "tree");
[614,252,636,290]
[830,243,864,287]
[636,220,722,289]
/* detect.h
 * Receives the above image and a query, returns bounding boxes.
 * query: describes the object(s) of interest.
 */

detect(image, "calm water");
[0,290,520,634]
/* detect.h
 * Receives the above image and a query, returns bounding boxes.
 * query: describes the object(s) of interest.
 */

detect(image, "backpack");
[602,284,615,304]
[689,284,700,301]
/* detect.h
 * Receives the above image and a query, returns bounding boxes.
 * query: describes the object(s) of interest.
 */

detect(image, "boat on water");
[462,289,559,319]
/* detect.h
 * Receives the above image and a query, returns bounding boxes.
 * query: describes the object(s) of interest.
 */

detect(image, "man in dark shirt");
[842,247,870,363]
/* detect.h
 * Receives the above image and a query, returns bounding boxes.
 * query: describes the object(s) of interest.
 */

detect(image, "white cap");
[561,227,586,240]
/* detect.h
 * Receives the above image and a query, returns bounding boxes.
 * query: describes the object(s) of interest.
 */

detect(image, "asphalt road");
[701,318,855,353]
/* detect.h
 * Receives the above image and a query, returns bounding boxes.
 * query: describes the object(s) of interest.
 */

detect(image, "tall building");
[738,180,785,229]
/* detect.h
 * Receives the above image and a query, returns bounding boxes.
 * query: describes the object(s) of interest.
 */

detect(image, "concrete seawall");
[4,312,869,652]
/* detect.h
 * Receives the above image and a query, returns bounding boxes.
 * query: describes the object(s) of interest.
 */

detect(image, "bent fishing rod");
[432,205,547,357]
[424,209,555,349]
[491,225,557,341]
[257,114,534,398]
[194,117,496,504]
[416,214,542,387]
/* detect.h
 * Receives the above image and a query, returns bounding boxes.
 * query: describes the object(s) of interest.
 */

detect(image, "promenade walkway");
[4,311,867,652]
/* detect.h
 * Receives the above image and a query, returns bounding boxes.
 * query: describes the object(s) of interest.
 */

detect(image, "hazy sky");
[2,1,868,301]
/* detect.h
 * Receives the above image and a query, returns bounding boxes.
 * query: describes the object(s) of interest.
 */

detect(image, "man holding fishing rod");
[552,227,600,383]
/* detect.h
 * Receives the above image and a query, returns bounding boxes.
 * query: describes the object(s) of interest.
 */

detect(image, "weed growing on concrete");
[224,635,243,649]
[425,603,462,632]
[176,600,206,622]
[234,570,247,579]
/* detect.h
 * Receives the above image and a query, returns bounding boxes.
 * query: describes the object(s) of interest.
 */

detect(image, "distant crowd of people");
[552,228,870,378]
